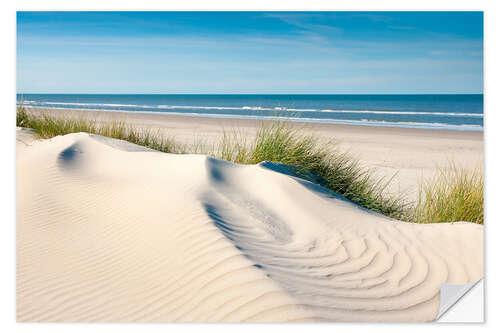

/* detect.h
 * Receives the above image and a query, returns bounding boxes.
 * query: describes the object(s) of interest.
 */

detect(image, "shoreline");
[20,105,483,132]
[24,106,485,136]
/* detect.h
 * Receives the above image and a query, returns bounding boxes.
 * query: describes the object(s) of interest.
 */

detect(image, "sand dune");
[29,107,484,202]
[16,129,483,322]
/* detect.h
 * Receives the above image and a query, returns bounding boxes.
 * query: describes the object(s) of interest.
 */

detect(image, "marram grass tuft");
[412,164,483,224]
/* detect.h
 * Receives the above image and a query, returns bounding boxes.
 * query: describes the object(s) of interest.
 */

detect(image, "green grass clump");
[16,106,184,154]
[215,128,252,163]
[16,104,30,128]
[412,165,484,224]
[211,122,409,219]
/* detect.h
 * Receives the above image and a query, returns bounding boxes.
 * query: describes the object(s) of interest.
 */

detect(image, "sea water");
[16,94,483,131]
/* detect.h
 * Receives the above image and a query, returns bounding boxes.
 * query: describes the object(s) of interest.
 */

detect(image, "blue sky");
[17,11,483,94]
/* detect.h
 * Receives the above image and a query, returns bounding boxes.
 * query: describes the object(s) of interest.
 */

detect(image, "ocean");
[16,94,484,131]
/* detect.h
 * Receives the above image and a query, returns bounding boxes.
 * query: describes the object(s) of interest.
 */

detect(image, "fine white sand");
[25,108,484,202]
[16,128,483,322]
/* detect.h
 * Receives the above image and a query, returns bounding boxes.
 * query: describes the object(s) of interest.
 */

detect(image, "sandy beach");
[16,109,483,322]
[14,11,486,324]
[27,107,484,202]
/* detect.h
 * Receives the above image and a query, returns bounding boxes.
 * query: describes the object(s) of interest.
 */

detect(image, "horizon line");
[16,92,484,96]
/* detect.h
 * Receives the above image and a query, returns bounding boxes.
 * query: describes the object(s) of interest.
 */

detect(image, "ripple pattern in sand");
[16,132,483,322]
[201,157,483,322]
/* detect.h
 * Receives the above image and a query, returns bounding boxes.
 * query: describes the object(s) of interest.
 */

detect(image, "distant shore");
[17,93,484,132]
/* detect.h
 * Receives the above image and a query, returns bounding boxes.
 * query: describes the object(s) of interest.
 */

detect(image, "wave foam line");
[20,105,483,132]
[155,105,484,117]
[18,102,483,118]
[22,101,155,108]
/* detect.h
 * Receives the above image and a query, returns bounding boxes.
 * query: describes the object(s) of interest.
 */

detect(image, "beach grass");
[16,106,483,223]
[412,164,484,224]
[212,122,409,219]
[16,106,184,154]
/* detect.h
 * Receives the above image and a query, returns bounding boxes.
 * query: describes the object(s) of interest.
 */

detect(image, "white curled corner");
[437,279,484,322]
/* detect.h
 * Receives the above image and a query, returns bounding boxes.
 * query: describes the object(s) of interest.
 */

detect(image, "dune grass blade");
[16,105,30,128]
[413,165,484,224]
[215,129,252,163]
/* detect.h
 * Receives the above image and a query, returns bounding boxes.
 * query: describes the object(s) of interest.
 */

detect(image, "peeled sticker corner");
[437,278,483,322]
